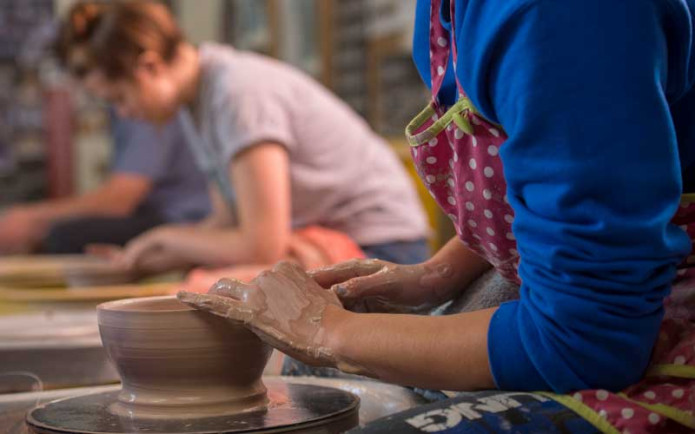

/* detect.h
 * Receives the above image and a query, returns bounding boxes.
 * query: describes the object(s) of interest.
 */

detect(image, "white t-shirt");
[184,43,428,245]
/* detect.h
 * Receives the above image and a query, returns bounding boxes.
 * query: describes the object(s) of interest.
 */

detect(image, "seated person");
[0,113,210,255]
[56,1,431,284]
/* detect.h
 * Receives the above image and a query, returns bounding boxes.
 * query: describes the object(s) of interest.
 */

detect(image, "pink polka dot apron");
[406,0,695,432]
[406,0,519,284]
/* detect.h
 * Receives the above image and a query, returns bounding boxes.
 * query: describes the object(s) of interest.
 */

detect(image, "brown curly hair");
[56,0,183,79]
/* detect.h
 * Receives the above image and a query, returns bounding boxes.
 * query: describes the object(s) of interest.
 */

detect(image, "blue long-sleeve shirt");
[413,0,695,392]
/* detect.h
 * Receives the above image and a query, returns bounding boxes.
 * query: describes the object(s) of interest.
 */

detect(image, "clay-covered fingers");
[183,261,344,369]
[176,291,254,323]
[256,261,312,290]
[309,259,387,288]
[208,278,254,301]
[274,261,327,290]
[332,269,403,312]
[272,261,342,305]
[254,265,295,291]
[332,271,398,310]
[271,260,309,279]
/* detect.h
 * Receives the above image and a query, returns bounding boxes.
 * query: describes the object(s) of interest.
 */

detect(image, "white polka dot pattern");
[418,1,519,282]
[407,101,518,281]
[419,1,695,433]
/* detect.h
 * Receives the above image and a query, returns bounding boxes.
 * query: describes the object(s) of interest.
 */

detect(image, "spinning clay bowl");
[97,295,272,419]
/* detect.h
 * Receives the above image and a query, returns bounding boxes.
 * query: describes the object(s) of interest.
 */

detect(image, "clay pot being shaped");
[97,295,272,419]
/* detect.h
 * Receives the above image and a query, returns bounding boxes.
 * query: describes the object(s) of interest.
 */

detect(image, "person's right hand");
[181,265,269,294]
[309,258,460,313]
[0,207,43,255]
[178,261,345,369]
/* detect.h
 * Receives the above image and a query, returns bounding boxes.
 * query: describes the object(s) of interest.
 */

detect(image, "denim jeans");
[360,238,430,265]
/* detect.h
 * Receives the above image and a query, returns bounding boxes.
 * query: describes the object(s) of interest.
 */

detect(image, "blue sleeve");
[440,0,692,392]
[110,115,172,182]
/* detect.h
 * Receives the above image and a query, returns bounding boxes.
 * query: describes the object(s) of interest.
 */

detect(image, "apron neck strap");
[428,0,466,102]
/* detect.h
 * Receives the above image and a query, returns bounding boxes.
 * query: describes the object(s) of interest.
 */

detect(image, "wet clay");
[178,262,369,375]
[97,296,272,419]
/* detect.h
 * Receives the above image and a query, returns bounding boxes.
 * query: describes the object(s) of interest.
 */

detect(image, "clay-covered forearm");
[424,237,492,294]
[324,306,497,391]
[179,261,496,390]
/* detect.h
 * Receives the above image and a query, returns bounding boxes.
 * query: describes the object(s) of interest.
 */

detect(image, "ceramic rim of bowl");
[97,295,192,314]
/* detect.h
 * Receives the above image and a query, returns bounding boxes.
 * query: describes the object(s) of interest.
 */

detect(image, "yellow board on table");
[0,255,136,289]
[0,282,178,315]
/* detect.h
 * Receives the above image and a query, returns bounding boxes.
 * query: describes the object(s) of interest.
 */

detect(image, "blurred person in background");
[55,1,429,283]
[0,113,210,255]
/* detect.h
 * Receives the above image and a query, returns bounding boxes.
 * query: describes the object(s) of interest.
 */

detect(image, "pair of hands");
[178,258,459,368]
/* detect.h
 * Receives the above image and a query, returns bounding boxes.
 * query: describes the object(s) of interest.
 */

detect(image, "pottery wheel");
[25,378,359,433]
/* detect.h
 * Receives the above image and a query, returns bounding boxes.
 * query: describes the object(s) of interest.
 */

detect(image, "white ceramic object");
[97,295,272,419]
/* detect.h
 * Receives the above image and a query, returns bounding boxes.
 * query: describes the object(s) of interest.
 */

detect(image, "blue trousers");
[360,238,430,265]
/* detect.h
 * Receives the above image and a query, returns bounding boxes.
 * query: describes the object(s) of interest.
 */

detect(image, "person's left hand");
[114,226,189,274]
[309,258,458,313]
[178,261,343,368]
[181,264,272,293]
